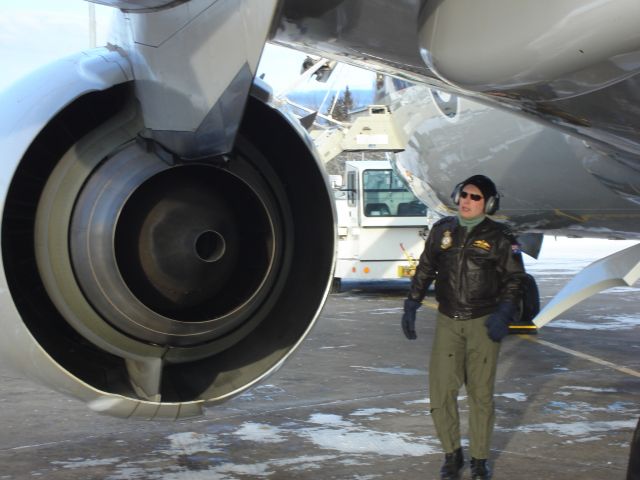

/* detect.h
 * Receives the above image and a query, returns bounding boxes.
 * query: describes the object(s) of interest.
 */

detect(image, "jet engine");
[0,50,335,419]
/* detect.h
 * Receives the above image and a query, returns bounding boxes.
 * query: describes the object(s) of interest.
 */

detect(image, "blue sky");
[0,1,374,95]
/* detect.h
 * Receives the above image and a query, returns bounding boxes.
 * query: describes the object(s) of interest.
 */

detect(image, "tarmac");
[0,255,639,479]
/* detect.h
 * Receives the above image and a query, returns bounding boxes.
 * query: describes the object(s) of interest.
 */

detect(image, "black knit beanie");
[461,175,497,201]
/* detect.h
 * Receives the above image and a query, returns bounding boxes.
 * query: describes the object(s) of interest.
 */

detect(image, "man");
[401,175,524,480]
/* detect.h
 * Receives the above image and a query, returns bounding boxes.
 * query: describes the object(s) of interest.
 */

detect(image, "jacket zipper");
[458,226,469,311]
[458,224,483,311]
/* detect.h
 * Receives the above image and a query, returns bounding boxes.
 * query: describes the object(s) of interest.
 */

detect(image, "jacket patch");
[472,239,491,251]
[441,230,453,250]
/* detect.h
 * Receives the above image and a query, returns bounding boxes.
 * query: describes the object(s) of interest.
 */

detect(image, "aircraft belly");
[274,0,429,81]
[273,0,640,162]
[534,73,640,157]
[390,87,640,237]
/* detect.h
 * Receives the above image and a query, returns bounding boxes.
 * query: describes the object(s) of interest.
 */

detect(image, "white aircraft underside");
[0,0,639,419]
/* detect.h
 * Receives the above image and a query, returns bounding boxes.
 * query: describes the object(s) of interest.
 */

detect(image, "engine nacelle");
[0,50,335,419]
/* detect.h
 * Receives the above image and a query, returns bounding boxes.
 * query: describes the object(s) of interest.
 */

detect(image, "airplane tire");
[519,273,540,323]
[509,273,540,334]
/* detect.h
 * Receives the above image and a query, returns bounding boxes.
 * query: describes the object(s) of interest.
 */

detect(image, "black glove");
[401,299,421,340]
[485,303,517,342]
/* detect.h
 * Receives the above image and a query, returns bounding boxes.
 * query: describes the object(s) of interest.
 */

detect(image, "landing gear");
[509,273,540,335]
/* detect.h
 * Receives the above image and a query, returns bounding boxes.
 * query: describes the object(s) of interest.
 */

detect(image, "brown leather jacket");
[408,216,524,319]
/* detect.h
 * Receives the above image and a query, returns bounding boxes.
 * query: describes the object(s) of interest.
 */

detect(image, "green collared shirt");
[457,213,486,232]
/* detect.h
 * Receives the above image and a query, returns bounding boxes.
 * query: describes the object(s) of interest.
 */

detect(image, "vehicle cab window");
[363,169,426,217]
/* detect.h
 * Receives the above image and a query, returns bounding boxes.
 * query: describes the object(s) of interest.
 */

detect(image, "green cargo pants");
[429,312,500,459]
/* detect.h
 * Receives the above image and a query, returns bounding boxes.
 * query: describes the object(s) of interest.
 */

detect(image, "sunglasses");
[460,191,483,202]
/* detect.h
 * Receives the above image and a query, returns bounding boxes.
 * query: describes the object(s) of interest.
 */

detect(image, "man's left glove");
[402,299,421,340]
[485,303,517,342]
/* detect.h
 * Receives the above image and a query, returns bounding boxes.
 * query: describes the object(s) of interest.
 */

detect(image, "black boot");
[470,457,491,479]
[440,447,464,479]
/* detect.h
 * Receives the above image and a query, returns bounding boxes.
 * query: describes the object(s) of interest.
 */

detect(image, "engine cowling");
[0,51,335,419]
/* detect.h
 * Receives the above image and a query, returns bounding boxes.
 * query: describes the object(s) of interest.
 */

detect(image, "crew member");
[401,175,524,480]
